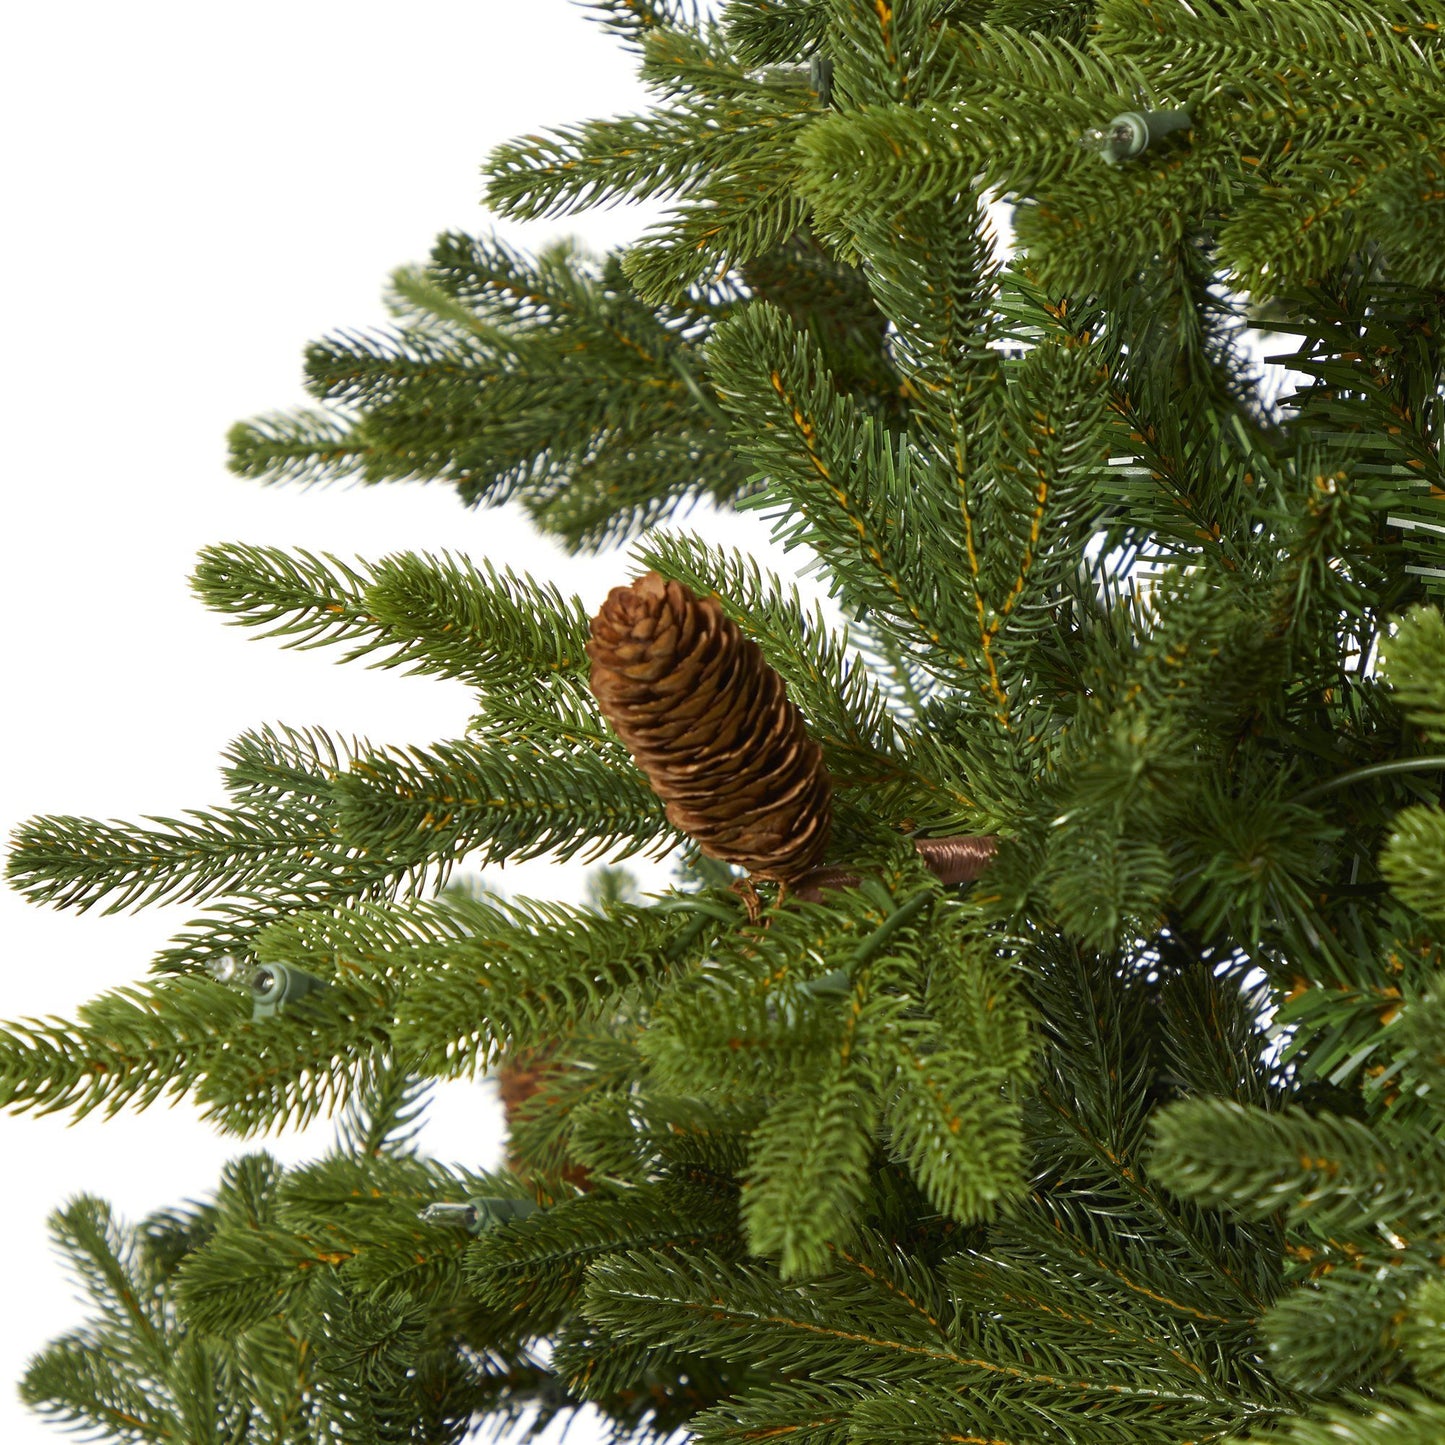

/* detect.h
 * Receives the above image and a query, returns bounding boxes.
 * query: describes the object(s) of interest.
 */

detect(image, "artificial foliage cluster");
[9,1,1445,1441]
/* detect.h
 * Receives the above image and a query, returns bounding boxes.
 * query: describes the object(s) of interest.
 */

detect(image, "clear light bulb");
[420,1201,480,1229]
[1079,119,1140,157]
[206,955,245,984]
[1078,110,1192,166]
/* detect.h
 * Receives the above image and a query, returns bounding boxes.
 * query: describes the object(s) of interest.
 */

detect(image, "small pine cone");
[587,571,832,881]
[496,1050,591,1191]
[792,835,998,903]
[495,1052,552,1126]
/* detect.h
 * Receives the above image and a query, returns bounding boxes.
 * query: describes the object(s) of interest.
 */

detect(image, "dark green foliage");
[13,0,1445,1442]
[21,1084,567,1445]
[720,0,828,65]
[229,236,757,553]
[1382,606,1445,739]
[21,1194,260,1445]
[1152,1098,1445,1234]
[586,0,709,50]
[489,26,820,304]
[395,892,729,1076]
[1231,1393,1445,1445]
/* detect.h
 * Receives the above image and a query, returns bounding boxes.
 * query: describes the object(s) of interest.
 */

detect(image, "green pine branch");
[1151,1097,1445,1238]
[394,892,728,1075]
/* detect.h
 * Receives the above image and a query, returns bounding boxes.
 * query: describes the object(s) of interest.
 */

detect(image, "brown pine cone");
[496,1050,591,1192]
[587,571,832,882]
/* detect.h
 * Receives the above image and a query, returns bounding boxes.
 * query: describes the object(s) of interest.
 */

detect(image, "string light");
[419,1197,540,1234]
[206,955,328,1019]
[1079,109,1192,165]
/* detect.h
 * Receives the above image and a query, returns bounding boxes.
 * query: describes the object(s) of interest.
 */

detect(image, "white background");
[0,1,804,1439]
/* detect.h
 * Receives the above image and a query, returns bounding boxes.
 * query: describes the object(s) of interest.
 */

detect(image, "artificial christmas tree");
[9,1,1445,1441]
